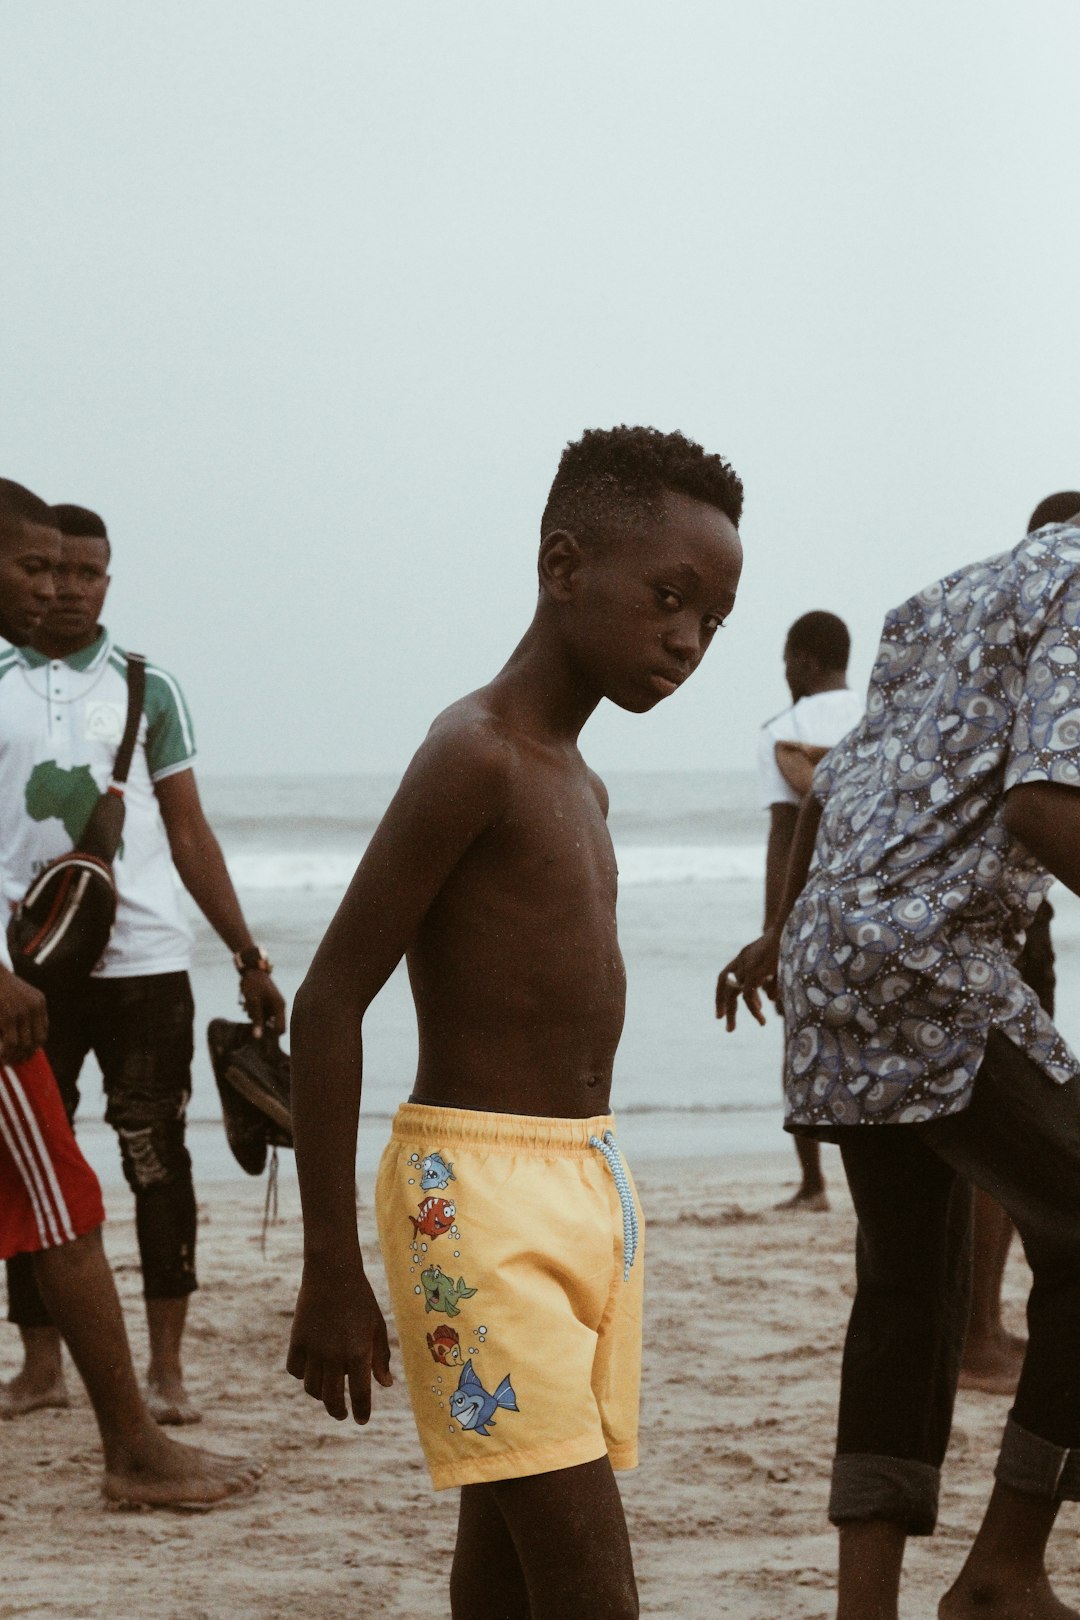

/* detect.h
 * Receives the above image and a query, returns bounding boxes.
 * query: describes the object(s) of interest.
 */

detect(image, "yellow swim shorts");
[375,1103,644,1491]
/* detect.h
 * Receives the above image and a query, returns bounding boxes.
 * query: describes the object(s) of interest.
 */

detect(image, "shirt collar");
[20,627,111,673]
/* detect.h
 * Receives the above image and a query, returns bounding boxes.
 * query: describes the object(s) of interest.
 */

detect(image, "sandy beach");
[2,1153,1072,1620]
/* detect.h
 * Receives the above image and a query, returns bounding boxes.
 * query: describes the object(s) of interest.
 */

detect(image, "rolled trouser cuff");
[996,1416,1080,1501]
[829,1454,940,1535]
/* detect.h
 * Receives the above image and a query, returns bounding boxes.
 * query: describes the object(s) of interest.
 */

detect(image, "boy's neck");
[801,672,848,698]
[489,621,602,745]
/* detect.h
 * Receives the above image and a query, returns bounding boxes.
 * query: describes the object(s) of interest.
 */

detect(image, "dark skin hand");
[717,794,823,1030]
[287,490,744,1427]
[0,965,48,1063]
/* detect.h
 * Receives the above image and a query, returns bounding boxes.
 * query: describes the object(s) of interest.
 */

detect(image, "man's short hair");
[786,610,851,673]
[0,478,54,548]
[1027,492,1080,534]
[51,503,111,560]
[541,425,744,547]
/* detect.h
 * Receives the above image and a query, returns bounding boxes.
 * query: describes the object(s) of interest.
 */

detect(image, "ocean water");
[73,769,1080,1187]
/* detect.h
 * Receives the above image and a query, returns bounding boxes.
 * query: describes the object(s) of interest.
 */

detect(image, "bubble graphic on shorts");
[414,1286,421,1295]
[421,1242,428,1252]
[408,1178,415,1185]
[469,1346,477,1355]
[453,1251,460,1258]
[477,1325,487,1335]
[450,1226,460,1238]
[409,1153,420,1164]
[449,1424,455,1432]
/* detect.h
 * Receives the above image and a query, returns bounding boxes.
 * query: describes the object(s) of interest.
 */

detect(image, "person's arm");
[285,716,509,1427]
[716,794,823,1030]
[154,769,286,1037]
[764,803,798,929]
[1003,781,1080,893]
[774,741,830,798]
[0,963,47,1062]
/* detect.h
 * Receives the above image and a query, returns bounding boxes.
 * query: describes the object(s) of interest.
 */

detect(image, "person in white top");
[757,611,862,1210]
[1,503,286,1427]
[0,476,259,1504]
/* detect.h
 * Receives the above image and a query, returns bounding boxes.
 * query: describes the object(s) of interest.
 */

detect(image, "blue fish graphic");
[420,1152,456,1192]
[449,1361,518,1437]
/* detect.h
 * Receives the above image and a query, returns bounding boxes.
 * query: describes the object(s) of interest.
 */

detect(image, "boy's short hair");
[0,478,53,547]
[51,503,111,559]
[541,425,744,547]
[786,610,850,673]
[1027,492,1080,534]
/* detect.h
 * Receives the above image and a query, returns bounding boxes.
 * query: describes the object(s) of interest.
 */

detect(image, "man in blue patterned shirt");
[720,492,1080,1620]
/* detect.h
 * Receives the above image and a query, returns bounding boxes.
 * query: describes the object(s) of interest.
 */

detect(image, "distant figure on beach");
[287,426,744,1619]
[1,502,286,1426]
[757,610,862,1211]
[0,477,259,1505]
[719,493,1080,1619]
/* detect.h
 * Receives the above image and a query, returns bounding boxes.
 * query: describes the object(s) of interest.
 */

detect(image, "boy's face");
[41,533,111,648]
[0,520,61,644]
[562,490,743,713]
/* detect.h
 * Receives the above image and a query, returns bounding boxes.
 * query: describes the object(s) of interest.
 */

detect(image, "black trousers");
[830,1028,1080,1533]
[6,972,197,1326]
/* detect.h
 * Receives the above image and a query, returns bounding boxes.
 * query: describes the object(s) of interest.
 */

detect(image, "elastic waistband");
[390,1102,617,1156]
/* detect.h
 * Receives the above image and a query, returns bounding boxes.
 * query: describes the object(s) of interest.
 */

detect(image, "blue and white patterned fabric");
[781,523,1080,1130]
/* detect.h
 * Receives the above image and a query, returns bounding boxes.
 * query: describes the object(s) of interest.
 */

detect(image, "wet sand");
[1,1156,1073,1619]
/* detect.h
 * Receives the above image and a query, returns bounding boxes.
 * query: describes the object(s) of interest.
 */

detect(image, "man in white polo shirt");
[757,610,863,1211]
[2,502,285,1425]
[0,476,259,1501]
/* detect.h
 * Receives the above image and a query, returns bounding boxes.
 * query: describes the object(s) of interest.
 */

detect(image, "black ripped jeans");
[6,972,197,1326]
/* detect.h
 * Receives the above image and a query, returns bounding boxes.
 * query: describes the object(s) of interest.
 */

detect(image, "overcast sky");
[3,2,1079,779]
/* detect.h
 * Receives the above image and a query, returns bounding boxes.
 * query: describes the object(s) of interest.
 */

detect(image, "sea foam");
[223,843,766,892]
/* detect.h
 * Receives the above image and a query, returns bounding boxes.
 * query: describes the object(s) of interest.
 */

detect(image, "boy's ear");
[538,529,585,602]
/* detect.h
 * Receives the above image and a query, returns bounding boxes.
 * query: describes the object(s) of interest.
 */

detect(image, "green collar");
[20,627,110,672]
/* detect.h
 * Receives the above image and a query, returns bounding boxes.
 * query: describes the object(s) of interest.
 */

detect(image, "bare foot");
[940,1570,1079,1617]
[0,1369,71,1419]
[774,1187,830,1212]
[103,1429,263,1510]
[144,1380,202,1426]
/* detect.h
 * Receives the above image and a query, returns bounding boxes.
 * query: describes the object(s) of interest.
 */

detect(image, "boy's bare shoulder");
[402,690,522,811]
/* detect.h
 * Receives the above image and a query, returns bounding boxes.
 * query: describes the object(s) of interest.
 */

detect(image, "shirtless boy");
[287,426,744,1618]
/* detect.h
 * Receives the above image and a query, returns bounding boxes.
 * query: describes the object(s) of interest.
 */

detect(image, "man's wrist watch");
[234,944,273,976]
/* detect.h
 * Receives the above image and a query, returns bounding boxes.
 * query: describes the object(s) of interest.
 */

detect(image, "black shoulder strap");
[113,653,147,786]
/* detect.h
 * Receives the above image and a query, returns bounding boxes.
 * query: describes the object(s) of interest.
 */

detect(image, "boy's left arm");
[154,768,287,1036]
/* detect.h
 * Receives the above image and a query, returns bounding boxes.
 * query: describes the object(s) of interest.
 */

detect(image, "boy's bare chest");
[495,776,617,903]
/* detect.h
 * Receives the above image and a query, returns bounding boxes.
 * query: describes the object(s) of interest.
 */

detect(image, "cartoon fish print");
[410,1197,456,1241]
[421,1264,477,1317]
[449,1361,518,1437]
[426,1324,461,1366]
[420,1151,456,1192]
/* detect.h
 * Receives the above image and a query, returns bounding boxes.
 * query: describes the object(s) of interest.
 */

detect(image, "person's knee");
[116,1120,191,1192]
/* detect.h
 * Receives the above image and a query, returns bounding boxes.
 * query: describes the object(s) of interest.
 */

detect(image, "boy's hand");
[286,1259,393,1424]
[0,967,48,1062]
[715,931,780,1031]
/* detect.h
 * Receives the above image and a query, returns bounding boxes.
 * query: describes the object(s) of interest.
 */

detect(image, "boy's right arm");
[285,715,508,1425]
